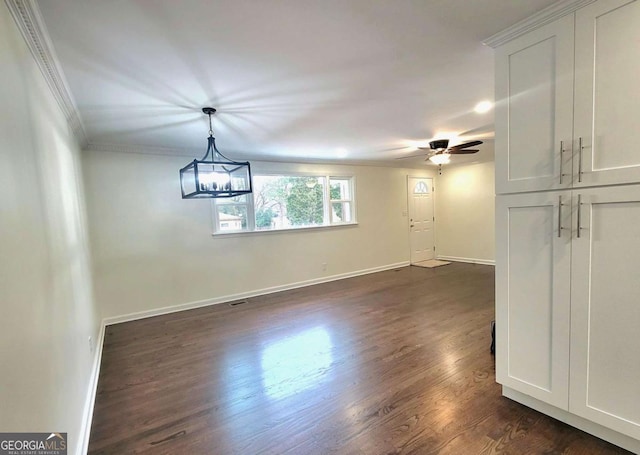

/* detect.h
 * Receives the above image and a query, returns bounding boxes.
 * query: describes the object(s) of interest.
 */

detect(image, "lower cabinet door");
[496,192,571,409]
[570,186,640,439]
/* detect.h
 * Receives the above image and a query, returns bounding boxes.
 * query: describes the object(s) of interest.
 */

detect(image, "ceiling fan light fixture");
[179,108,253,199]
[429,153,450,165]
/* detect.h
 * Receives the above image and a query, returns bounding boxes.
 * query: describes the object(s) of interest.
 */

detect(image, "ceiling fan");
[422,139,483,164]
[397,139,483,164]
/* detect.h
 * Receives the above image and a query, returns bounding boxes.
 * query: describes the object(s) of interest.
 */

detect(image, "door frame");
[406,175,436,264]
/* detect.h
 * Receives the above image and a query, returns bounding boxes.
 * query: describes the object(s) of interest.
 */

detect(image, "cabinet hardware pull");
[577,194,582,238]
[558,195,563,237]
[578,137,584,183]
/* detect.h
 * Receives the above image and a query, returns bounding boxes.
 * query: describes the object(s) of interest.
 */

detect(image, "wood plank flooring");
[88,263,632,454]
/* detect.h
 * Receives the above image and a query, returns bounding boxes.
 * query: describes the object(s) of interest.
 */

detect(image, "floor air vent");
[228,299,248,307]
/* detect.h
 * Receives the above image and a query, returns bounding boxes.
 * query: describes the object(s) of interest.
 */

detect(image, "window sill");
[212,222,358,238]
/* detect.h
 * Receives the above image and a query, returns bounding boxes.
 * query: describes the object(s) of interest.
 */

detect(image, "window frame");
[211,194,255,233]
[328,176,356,225]
[211,172,356,235]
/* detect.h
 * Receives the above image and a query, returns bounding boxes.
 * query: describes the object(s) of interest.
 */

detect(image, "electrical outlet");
[88,336,94,352]
[322,263,327,271]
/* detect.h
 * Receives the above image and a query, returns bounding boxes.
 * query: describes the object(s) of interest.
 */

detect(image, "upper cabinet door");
[495,15,575,195]
[574,0,640,187]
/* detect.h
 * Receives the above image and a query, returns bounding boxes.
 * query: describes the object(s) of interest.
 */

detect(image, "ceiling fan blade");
[449,149,479,154]
[449,140,483,151]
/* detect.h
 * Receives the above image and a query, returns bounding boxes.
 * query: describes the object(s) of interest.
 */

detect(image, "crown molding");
[483,0,597,48]
[84,142,444,170]
[5,0,87,146]
[85,142,201,158]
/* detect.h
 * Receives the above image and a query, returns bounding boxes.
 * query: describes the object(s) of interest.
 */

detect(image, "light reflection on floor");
[261,326,334,399]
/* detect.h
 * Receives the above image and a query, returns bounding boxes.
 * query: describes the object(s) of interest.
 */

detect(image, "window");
[253,175,326,231]
[413,181,429,194]
[329,177,353,224]
[213,174,355,234]
[215,194,251,232]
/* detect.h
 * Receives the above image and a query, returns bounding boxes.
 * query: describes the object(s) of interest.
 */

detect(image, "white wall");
[82,149,434,320]
[435,161,495,264]
[0,4,99,454]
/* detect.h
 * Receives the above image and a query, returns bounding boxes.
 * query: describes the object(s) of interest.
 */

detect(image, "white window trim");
[212,221,359,237]
[328,175,356,225]
[329,200,354,225]
[211,196,255,233]
[211,173,356,236]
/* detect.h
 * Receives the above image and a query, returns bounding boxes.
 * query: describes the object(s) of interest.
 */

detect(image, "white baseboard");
[436,255,495,266]
[503,387,640,454]
[77,321,105,455]
[103,261,410,326]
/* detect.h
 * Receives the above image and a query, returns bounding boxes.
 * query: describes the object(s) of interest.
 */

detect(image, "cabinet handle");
[578,137,584,183]
[577,194,582,238]
[558,195,563,237]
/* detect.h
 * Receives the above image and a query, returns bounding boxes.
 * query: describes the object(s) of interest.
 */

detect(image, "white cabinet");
[495,0,640,194]
[495,192,571,409]
[495,16,574,194]
[493,1,640,448]
[497,187,640,441]
[570,185,640,439]
[574,0,640,187]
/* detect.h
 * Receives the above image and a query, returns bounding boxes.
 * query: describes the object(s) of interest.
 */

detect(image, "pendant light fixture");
[180,108,252,199]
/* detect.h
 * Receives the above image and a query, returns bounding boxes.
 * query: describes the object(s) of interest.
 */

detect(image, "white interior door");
[408,177,434,264]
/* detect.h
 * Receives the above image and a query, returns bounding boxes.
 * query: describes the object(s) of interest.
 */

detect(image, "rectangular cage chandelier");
[180,107,253,199]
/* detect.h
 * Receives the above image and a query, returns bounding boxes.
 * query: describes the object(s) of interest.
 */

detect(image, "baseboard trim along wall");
[78,322,105,455]
[103,261,410,326]
[437,255,495,266]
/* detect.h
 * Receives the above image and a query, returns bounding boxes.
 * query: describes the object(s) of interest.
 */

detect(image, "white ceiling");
[36,0,558,166]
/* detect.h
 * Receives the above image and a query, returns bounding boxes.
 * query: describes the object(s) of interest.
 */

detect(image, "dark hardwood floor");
[88,263,631,454]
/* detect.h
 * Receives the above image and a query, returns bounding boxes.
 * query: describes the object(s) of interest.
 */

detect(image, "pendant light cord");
[200,109,236,166]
